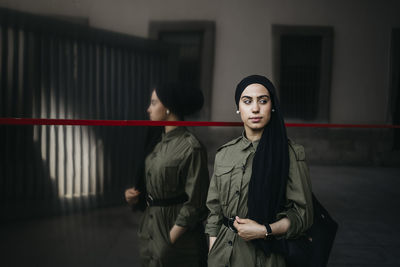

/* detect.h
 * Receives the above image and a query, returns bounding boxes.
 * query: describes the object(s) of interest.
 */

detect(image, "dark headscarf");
[235,75,289,256]
[156,82,204,119]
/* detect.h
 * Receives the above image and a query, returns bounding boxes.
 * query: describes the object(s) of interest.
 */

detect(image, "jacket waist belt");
[146,193,188,207]
[222,216,238,233]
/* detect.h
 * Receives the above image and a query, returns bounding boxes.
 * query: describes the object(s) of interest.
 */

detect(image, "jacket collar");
[240,131,260,151]
[161,126,186,142]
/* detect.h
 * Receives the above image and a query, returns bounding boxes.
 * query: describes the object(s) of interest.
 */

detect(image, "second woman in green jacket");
[125,83,209,267]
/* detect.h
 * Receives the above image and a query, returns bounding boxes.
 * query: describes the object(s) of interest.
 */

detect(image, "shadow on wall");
[0,124,149,222]
[0,8,174,222]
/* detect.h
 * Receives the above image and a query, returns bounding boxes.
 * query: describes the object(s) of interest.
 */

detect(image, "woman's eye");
[259,99,268,104]
[243,99,251,104]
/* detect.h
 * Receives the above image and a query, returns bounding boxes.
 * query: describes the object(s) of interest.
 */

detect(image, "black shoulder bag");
[282,194,338,267]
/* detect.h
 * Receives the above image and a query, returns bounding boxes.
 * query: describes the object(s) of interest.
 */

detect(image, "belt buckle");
[228,216,238,233]
[146,194,154,207]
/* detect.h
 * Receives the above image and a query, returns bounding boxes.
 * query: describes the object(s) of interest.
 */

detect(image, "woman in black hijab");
[125,82,209,267]
[205,75,314,267]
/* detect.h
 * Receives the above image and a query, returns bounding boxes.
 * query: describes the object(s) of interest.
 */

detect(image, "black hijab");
[156,82,204,119]
[235,75,289,255]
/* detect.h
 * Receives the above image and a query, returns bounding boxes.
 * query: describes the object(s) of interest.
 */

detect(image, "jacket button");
[235,190,240,196]
[149,235,153,240]
[228,240,233,246]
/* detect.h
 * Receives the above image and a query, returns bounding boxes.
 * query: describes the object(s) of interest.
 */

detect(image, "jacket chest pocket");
[163,162,181,192]
[214,165,235,206]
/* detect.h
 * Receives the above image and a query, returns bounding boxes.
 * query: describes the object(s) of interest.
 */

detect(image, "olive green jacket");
[138,127,209,267]
[205,135,313,267]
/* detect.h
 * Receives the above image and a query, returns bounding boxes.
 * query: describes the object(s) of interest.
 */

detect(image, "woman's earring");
[236,110,240,114]
[272,109,275,113]
[166,109,170,115]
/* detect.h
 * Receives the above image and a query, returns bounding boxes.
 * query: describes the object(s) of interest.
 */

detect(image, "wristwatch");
[264,224,272,240]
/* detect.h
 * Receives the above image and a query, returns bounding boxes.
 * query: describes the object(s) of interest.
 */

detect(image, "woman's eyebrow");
[257,95,270,99]
[241,95,270,99]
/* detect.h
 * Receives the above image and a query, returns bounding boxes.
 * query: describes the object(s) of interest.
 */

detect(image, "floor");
[1,165,400,267]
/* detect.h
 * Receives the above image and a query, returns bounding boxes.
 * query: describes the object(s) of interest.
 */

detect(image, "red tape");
[0,118,399,128]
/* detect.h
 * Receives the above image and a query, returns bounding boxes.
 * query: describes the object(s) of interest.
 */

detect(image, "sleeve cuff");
[205,224,221,237]
[278,210,302,239]
[175,215,193,228]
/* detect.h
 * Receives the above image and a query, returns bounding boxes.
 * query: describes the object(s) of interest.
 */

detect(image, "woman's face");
[239,83,272,132]
[147,90,168,121]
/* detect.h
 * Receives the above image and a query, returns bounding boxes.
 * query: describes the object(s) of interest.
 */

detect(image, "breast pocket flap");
[215,165,234,176]
[214,165,235,205]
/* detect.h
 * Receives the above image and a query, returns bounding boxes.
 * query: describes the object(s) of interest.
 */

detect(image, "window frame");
[149,21,215,120]
[272,25,333,122]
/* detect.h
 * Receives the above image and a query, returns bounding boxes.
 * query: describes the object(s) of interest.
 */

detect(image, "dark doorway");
[272,25,333,122]
[158,31,203,87]
[279,35,322,120]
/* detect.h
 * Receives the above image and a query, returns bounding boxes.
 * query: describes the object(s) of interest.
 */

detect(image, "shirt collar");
[161,126,186,142]
[240,131,260,151]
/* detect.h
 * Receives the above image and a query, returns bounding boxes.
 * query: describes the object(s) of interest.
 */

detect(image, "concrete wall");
[1,0,399,124]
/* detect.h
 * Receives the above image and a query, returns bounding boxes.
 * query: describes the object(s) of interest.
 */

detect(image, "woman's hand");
[233,216,267,241]
[233,216,291,241]
[209,236,217,252]
[169,225,187,244]
[125,187,140,206]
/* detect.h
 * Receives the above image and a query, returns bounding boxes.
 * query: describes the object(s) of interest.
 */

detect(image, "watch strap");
[264,223,272,237]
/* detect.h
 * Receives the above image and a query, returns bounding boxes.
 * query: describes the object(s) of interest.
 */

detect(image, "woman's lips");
[249,117,262,123]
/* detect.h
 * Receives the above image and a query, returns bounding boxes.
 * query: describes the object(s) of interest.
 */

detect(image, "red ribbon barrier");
[1,118,399,128]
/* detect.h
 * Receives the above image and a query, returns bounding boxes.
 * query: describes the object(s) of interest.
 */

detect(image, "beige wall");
[1,0,400,124]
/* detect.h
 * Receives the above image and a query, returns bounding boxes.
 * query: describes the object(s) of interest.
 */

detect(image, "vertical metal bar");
[10,26,19,117]
[0,25,4,117]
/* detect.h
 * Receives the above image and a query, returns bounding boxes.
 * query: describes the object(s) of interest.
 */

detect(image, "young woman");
[205,75,314,267]
[125,83,209,267]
